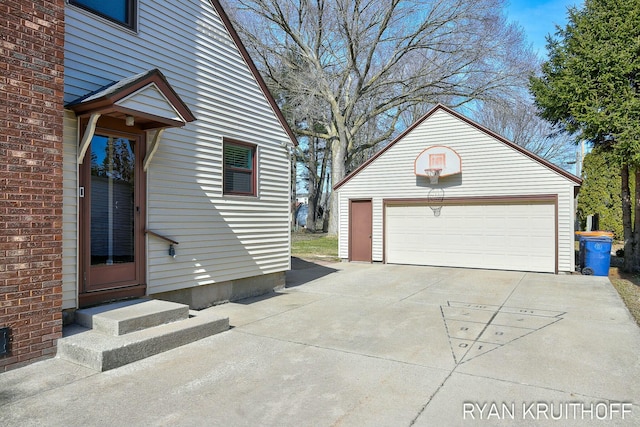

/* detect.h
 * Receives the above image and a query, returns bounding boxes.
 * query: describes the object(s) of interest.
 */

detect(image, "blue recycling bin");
[580,236,613,276]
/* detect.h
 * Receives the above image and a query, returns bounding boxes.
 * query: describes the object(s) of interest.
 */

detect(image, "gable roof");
[67,1,297,146]
[209,0,297,146]
[66,68,196,129]
[334,103,582,190]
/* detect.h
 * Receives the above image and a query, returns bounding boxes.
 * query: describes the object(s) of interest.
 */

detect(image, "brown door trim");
[79,285,147,307]
[79,118,147,306]
[349,199,373,262]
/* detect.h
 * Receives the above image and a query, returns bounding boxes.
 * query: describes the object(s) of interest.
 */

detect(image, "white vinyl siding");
[337,108,578,273]
[115,84,184,122]
[385,203,556,273]
[62,111,78,309]
[64,0,291,298]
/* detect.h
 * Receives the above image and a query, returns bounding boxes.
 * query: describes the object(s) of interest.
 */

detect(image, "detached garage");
[334,104,581,273]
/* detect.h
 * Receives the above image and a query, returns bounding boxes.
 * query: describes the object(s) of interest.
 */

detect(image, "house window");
[224,140,256,196]
[69,0,136,29]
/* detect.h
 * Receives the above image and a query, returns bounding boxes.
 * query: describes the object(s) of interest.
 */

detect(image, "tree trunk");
[621,163,634,272]
[306,187,318,232]
[321,165,331,233]
[633,167,640,271]
[305,138,319,232]
[328,136,347,236]
[307,141,329,232]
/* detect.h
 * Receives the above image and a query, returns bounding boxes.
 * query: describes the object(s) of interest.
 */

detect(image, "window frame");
[223,138,257,197]
[68,0,137,30]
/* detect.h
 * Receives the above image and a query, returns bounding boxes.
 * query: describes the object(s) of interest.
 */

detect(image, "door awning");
[66,68,196,129]
[67,69,196,168]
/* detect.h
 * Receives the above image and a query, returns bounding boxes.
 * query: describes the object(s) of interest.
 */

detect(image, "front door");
[79,128,146,306]
[350,200,373,262]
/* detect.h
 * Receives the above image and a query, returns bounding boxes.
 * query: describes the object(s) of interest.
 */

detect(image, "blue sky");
[505,0,584,57]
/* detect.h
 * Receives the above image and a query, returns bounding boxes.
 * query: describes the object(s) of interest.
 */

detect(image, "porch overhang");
[67,68,196,166]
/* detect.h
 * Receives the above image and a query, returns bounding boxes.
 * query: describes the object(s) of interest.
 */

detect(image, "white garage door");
[385,203,555,273]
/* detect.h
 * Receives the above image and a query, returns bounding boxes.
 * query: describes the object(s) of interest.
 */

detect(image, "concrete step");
[75,299,190,336]
[58,300,229,372]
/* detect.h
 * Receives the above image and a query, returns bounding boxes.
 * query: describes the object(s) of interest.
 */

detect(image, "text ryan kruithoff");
[463,401,632,421]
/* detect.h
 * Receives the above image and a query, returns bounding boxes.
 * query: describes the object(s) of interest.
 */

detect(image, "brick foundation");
[1,0,65,372]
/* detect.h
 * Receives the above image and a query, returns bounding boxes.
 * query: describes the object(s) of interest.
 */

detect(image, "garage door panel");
[385,203,555,273]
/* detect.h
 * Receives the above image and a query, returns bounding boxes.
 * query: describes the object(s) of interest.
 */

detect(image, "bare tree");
[224,0,537,234]
[473,96,577,168]
[295,134,330,232]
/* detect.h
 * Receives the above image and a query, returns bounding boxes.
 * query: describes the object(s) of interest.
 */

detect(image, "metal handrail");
[145,229,179,245]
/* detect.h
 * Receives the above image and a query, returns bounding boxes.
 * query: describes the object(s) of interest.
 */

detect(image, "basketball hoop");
[427,188,445,217]
[424,168,441,184]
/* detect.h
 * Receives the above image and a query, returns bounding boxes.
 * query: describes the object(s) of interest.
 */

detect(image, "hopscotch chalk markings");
[441,301,565,365]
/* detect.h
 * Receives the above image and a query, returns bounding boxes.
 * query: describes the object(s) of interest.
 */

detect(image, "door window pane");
[90,136,135,265]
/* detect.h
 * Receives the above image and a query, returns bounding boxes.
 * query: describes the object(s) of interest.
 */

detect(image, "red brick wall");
[1,0,65,371]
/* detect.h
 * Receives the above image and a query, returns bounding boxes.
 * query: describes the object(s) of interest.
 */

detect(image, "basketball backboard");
[414,145,462,178]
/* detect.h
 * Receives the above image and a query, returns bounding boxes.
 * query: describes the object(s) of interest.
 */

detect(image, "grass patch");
[291,232,338,260]
[610,267,640,328]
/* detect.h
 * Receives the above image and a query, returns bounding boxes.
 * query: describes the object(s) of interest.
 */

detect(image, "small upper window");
[70,0,136,29]
[224,140,256,196]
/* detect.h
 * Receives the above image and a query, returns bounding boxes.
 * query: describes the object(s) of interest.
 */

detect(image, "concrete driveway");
[2,260,640,426]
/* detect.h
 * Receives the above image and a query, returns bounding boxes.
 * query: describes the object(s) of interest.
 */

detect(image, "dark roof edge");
[65,68,196,123]
[209,0,298,146]
[334,103,581,190]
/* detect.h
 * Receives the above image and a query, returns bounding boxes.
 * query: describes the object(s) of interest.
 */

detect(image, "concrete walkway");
[2,260,640,426]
